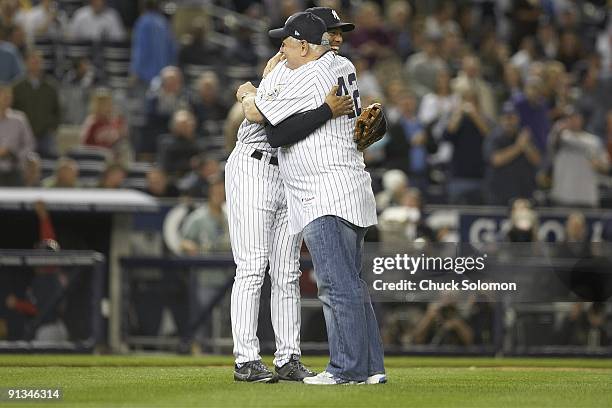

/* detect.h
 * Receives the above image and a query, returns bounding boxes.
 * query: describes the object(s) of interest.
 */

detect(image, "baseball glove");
[354,103,387,151]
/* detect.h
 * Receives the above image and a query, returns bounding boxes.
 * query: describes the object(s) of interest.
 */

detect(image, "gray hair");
[287,32,331,55]
[312,32,332,53]
[171,109,196,130]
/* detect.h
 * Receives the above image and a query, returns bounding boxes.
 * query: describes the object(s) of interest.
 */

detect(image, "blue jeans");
[302,216,385,381]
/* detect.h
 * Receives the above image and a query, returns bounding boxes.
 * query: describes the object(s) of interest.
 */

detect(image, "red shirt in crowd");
[80,115,127,149]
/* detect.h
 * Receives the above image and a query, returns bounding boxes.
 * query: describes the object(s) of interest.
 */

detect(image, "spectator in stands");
[0,84,35,186]
[0,24,24,83]
[418,68,457,138]
[550,108,609,207]
[505,198,538,242]
[22,152,41,187]
[144,167,179,198]
[405,31,448,98]
[61,57,98,125]
[12,50,60,158]
[225,25,259,66]
[0,0,19,26]
[385,92,433,190]
[439,24,465,74]
[574,61,612,135]
[386,0,413,60]
[67,0,126,42]
[536,21,559,60]
[485,102,541,205]
[180,178,230,255]
[510,36,537,79]
[130,0,177,86]
[349,2,394,67]
[178,154,221,199]
[42,157,79,188]
[565,211,588,243]
[6,20,26,57]
[15,0,67,43]
[29,200,70,341]
[383,79,406,123]
[558,302,609,347]
[375,169,409,213]
[379,187,435,242]
[268,0,300,34]
[142,66,189,158]
[512,78,551,153]
[596,24,611,77]
[499,63,523,107]
[479,37,510,85]
[508,0,542,52]
[190,72,229,136]
[413,299,474,346]
[424,1,460,40]
[177,17,224,68]
[557,31,583,72]
[159,109,201,179]
[541,61,571,123]
[452,55,497,119]
[353,54,382,100]
[97,162,126,189]
[445,89,491,204]
[80,88,131,165]
[466,293,495,345]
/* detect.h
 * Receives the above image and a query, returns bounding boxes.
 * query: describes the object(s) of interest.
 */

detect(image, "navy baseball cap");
[305,7,355,32]
[268,11,328,45]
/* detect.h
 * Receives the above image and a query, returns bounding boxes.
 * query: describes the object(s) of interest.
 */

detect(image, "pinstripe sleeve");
[255,70,317,126]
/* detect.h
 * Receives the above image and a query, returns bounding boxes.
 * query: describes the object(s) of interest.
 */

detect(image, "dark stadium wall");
[0,210,111,254]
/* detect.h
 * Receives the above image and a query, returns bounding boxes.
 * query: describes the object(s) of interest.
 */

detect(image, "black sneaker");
[275,354,317,381]
[234,360,279,383]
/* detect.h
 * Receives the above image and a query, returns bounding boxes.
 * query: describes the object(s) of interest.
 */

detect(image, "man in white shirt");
[550,109,610,207]
[15,0,67,43]
[67,0,126,42]
[0,85,35,186]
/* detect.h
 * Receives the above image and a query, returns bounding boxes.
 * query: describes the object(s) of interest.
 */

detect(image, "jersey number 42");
[337,73,362,119]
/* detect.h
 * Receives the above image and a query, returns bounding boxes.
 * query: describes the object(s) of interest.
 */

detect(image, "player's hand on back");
[262,52,286,78]
[236,82,257,102]
[325,85,354,118]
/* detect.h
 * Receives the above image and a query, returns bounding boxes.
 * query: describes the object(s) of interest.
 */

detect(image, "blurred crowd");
[0,0,610,209]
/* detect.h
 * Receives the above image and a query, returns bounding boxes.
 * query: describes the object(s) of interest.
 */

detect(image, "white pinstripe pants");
[225,142,303,367]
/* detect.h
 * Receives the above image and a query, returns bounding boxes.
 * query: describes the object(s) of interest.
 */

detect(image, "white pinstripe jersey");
[234,71,284,155]
[255,51,378,234]
[235,119,277,155]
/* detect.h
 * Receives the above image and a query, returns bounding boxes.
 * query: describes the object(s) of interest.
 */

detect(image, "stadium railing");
[0,250,105,353]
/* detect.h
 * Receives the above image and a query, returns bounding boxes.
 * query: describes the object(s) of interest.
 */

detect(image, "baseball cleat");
[302,371,363,385]
[366,373,387,384]
[275,354,317,381]
[234,360,279,383]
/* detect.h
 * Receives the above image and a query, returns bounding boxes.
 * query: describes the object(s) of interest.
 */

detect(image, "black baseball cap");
[269,12,328,45]
[305,7,355,32]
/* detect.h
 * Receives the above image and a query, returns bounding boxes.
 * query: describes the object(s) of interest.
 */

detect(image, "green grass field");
[2,355,612,407]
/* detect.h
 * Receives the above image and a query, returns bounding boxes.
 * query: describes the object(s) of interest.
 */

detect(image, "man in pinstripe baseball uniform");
[228,12,354,383]
[241,11,386,385]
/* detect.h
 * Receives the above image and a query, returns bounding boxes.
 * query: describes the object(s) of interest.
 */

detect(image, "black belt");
[251,150,278,166]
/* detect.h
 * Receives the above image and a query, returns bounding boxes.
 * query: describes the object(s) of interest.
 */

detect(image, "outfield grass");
[1,355,611,408]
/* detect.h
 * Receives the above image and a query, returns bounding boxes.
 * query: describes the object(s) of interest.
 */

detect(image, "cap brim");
[328,22,355,32]
[269,27,289,39]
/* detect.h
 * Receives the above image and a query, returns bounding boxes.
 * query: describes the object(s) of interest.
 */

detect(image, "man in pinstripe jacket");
[228,12,355,384]
[241,10,386,385]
